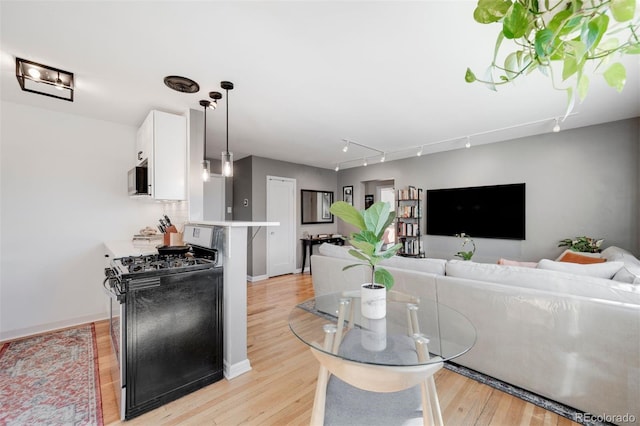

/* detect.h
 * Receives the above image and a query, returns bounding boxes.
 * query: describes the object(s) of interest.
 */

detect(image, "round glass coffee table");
[289,291,476,425]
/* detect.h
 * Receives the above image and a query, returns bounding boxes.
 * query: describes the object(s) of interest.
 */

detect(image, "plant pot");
[361,283,386,319]
[360,317,387,351]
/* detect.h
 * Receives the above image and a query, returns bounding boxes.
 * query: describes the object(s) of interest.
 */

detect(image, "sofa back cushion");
[445,260,639,304]
[537,259,623,279]
[317,243,446,275]
[601,246,640,284]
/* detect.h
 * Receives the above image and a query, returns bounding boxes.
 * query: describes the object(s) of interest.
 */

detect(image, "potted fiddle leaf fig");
[466,0,640,110]
[330,201,402,319]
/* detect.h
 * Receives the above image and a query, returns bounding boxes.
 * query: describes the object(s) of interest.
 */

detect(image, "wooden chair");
[309,292,444,426]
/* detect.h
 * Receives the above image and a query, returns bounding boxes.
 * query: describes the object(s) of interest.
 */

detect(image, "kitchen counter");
[104,240,158,258]
[186,220,279,227]
[185,221,279,380]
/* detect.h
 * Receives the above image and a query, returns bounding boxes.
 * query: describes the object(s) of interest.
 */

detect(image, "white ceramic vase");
[360,283,386,319]
[360,317,387,351]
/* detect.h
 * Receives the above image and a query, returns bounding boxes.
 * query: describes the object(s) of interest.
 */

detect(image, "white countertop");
[186,221,280,227]
[104,240,158,258]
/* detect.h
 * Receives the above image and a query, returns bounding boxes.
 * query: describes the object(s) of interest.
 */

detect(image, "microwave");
[128,166,149,196]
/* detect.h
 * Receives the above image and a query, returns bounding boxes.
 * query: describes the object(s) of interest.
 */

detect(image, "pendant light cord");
[225,89,229,153]
[203,105,207,159]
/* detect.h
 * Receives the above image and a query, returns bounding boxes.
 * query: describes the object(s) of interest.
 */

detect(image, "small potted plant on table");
[330,201,402,319]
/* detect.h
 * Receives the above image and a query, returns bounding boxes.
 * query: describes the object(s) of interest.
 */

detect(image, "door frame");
[266,175,297,277]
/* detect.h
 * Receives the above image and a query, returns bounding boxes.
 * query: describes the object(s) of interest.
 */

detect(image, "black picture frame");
[343,186,353,206]
[364,194,374,209]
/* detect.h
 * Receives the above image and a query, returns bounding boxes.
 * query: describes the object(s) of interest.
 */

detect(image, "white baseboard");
[247,274,268,282]
[0,312,108,343]
[224,359,252,380]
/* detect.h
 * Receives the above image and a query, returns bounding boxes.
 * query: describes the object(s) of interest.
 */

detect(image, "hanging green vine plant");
[466,0,640,111]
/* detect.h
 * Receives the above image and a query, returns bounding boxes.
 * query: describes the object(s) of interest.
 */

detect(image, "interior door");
[267,176,296,277]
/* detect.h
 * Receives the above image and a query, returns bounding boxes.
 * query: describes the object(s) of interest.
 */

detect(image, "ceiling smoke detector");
[163,75,200,94]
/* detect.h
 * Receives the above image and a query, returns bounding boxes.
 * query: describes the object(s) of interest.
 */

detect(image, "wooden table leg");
[310,324,337,426]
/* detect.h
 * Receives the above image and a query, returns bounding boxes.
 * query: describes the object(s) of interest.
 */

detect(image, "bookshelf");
[396,186,424,257]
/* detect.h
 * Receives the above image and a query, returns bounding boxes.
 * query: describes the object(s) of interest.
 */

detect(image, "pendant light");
[200,92,222,182]
[221,81,234,177]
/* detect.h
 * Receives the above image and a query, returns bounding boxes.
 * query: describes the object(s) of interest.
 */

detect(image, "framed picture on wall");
[343,186,353,205]
[365,194,374,209]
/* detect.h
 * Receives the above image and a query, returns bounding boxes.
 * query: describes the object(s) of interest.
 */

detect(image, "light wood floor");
[96,273,578,426]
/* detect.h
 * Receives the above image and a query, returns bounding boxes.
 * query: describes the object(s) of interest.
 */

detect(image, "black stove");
[103,225,224,420]
[113,252,216,278]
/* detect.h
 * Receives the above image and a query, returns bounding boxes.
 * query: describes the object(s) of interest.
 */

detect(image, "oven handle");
[103,276,125,303]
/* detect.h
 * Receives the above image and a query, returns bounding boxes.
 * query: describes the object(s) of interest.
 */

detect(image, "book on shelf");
[397,186,422,201]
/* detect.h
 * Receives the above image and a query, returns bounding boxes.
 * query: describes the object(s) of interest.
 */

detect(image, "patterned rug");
[0,324,103,425]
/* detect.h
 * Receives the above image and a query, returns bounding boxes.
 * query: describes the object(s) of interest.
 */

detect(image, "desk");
[289,292,476,425]
[300,237,344,274]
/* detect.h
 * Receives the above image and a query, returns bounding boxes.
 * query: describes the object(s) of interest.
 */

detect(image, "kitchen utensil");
[164,215,172,226]
[156,245,191,255]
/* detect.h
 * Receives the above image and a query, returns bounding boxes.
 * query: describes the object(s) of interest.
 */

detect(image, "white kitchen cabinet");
[136,110,187,201]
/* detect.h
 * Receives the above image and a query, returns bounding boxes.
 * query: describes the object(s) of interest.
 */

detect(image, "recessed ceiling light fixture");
[16,57,74,102]
[335,163,340,172]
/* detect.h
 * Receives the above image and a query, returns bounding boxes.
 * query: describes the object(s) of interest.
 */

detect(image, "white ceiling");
[1,1,639,170]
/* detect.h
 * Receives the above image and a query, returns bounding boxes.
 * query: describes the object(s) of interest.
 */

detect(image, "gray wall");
[338,118,639,262]
[235,156,338,277]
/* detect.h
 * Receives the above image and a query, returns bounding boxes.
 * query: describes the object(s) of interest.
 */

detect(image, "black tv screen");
[426,183,525,240]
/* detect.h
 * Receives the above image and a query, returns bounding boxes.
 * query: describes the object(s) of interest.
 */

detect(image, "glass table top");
[289,292,476,367]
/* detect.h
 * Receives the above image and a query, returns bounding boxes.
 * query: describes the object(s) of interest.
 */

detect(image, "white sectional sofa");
[310,244,640,425]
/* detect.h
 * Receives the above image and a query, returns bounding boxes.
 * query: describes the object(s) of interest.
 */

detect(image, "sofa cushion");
[556,250,606,264]
[318,242,446,275]
[318,242,357,261]
[497,258,538,268]
[537,259,623,279]
[445,260,638,303]
[600,246,640,284]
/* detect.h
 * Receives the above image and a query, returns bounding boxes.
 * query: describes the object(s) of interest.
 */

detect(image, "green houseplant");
[466,0,640,109]
[329,201,402,290]
[558,235,604,252]
[454,233,477,260]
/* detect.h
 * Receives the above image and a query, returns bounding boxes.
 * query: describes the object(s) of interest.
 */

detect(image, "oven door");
[104,274,126,420]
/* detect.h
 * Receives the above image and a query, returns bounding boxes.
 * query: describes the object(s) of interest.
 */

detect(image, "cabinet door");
[135,112,153,167]
[152,111,186,200]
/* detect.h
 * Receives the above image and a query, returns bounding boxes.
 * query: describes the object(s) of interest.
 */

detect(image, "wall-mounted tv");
[426,183,525,240]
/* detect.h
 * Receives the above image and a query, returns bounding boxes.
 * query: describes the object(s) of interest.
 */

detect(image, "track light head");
[553,118,561,133]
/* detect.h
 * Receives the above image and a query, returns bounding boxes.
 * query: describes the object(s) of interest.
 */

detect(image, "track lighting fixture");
[553,118,561,132]
[335,164,340,172]
[465,137,471,148]
[342,140,350,152]
[363,158,368,167]
[380,153,386,163]
[417,146,423,157]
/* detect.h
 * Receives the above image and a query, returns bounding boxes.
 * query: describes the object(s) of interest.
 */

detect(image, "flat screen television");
[426,183,525,240]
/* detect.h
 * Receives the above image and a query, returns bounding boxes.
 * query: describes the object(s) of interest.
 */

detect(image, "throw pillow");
[557,251,606,264]
[537,259,623,279]
[497,258,538,268]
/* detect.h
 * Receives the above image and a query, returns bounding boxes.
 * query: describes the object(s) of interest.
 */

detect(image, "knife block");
[163,225,178,246]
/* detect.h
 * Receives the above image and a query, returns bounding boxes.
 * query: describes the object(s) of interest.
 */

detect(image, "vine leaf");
[603,62,627,92]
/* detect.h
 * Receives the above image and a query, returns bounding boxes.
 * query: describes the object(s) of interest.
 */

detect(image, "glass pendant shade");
[221,151,233,177]
[202,160,211,182]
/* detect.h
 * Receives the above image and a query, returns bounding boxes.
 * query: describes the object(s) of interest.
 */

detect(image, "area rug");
[0,324,104,425]
[444,362,613,426]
